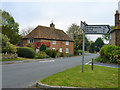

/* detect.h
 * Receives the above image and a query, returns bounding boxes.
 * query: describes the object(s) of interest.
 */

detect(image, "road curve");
[2,53,99,88]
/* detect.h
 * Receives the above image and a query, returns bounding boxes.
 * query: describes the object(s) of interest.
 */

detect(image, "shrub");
[40,44,46,52]
[2,33,17,54]
[95,56,107,63]
[17,47,35,58]
[74,49,82,55]
[2,42,17,54]
[100,45,120,64]
[56,52,66,57]
[35,51,50,59]
[26,43,34,49]
[45,49,57,58]
[78,50,82,55]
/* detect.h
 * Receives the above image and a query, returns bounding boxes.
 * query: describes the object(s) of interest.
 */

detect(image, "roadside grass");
[2,57,32,62]
[40,65,118,88]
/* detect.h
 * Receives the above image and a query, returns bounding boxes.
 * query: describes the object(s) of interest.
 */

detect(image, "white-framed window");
[28,38,34,43]
[110,34,111,40]
[52,48,56,50]
[52,40,56,44]
[66,48,69,53]
[59,48,62,52]
[66,41,69,45]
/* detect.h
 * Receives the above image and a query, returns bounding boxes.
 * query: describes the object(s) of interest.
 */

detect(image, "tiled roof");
[24,25,74,41]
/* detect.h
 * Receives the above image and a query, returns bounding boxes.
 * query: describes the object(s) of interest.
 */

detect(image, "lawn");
[40,65,118,88]
[2,57,32,61]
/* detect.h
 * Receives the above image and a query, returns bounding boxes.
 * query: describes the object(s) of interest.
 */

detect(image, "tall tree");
[1,9,22,45]
[67,23,90,51]
[94,38,104,52]
[20,27,34,36]
[67,23,82,40]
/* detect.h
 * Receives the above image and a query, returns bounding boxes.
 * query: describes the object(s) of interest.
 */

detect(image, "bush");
[95,56,107,63]
[17,47,35,58]
[100,45,120,64]
[26,43,34,49]
[45,49,57,58]
[56,52,66,57]
[40,44,46,51]
[2,42,17,54]
[2,33,17,54]
[35,51,50,59]
[78,50,82,55]
[74,49,82,56]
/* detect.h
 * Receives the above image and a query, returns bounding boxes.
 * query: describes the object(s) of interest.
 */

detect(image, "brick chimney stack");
[115,10,119,27]
[50,22,55,28]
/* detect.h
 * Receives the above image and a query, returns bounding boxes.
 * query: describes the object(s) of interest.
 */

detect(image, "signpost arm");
[82,31,85,72]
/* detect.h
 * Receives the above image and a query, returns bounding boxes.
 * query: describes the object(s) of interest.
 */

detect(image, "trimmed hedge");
[17,47,35,58]
[99,45,120,64]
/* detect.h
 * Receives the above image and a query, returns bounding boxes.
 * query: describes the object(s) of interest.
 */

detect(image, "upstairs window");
[28,38,34,43]
[66,41,69,45]
[52,40,56,44]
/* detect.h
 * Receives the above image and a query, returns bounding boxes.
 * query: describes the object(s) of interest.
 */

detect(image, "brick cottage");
[109,10,120,46]
[20,23,74,55]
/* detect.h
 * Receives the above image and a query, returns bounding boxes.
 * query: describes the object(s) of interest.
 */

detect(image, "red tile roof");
[24,25,74,41]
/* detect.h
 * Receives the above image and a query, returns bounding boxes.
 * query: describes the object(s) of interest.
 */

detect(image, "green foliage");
[1,9,22,45]
[100,45,120,64]
[45,49,57,58]
[35,51,50,59]
[94,38,104,52]
[1,33,17,53]
[56,52,66,57]
[26,43,34,49]
[74,49,82,55]
[74,34,90,51]
[40,44,46,51]
[17,47,35,58]
[95,56,107,63]
[89,42,95,53]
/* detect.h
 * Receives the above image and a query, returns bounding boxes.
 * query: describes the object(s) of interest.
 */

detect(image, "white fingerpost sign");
[80,21,111,72]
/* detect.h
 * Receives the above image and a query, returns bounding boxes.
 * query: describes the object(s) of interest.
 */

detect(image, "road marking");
[39,60,55,62]
[85,60,92,65]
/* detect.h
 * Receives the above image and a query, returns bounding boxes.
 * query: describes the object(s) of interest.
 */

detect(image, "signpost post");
[80,21,111,72]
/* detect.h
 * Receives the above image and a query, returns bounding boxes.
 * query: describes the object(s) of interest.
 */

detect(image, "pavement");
[86,60,120,68]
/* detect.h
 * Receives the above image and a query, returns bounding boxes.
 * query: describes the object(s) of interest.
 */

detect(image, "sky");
[1,0,120,42]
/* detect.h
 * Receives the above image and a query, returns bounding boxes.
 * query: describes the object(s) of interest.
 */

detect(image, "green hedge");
[99,45,120,64]
[17,47,35,58]
[45,49,57,58]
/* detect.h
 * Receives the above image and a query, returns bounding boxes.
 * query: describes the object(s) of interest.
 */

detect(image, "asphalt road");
[2,53,99,88]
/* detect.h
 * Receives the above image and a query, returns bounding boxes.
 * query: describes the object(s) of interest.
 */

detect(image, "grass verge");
[40,65,118,88]
[2,57,32,61]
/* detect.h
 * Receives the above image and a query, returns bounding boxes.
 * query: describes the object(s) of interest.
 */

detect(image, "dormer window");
[28,38,34,43]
